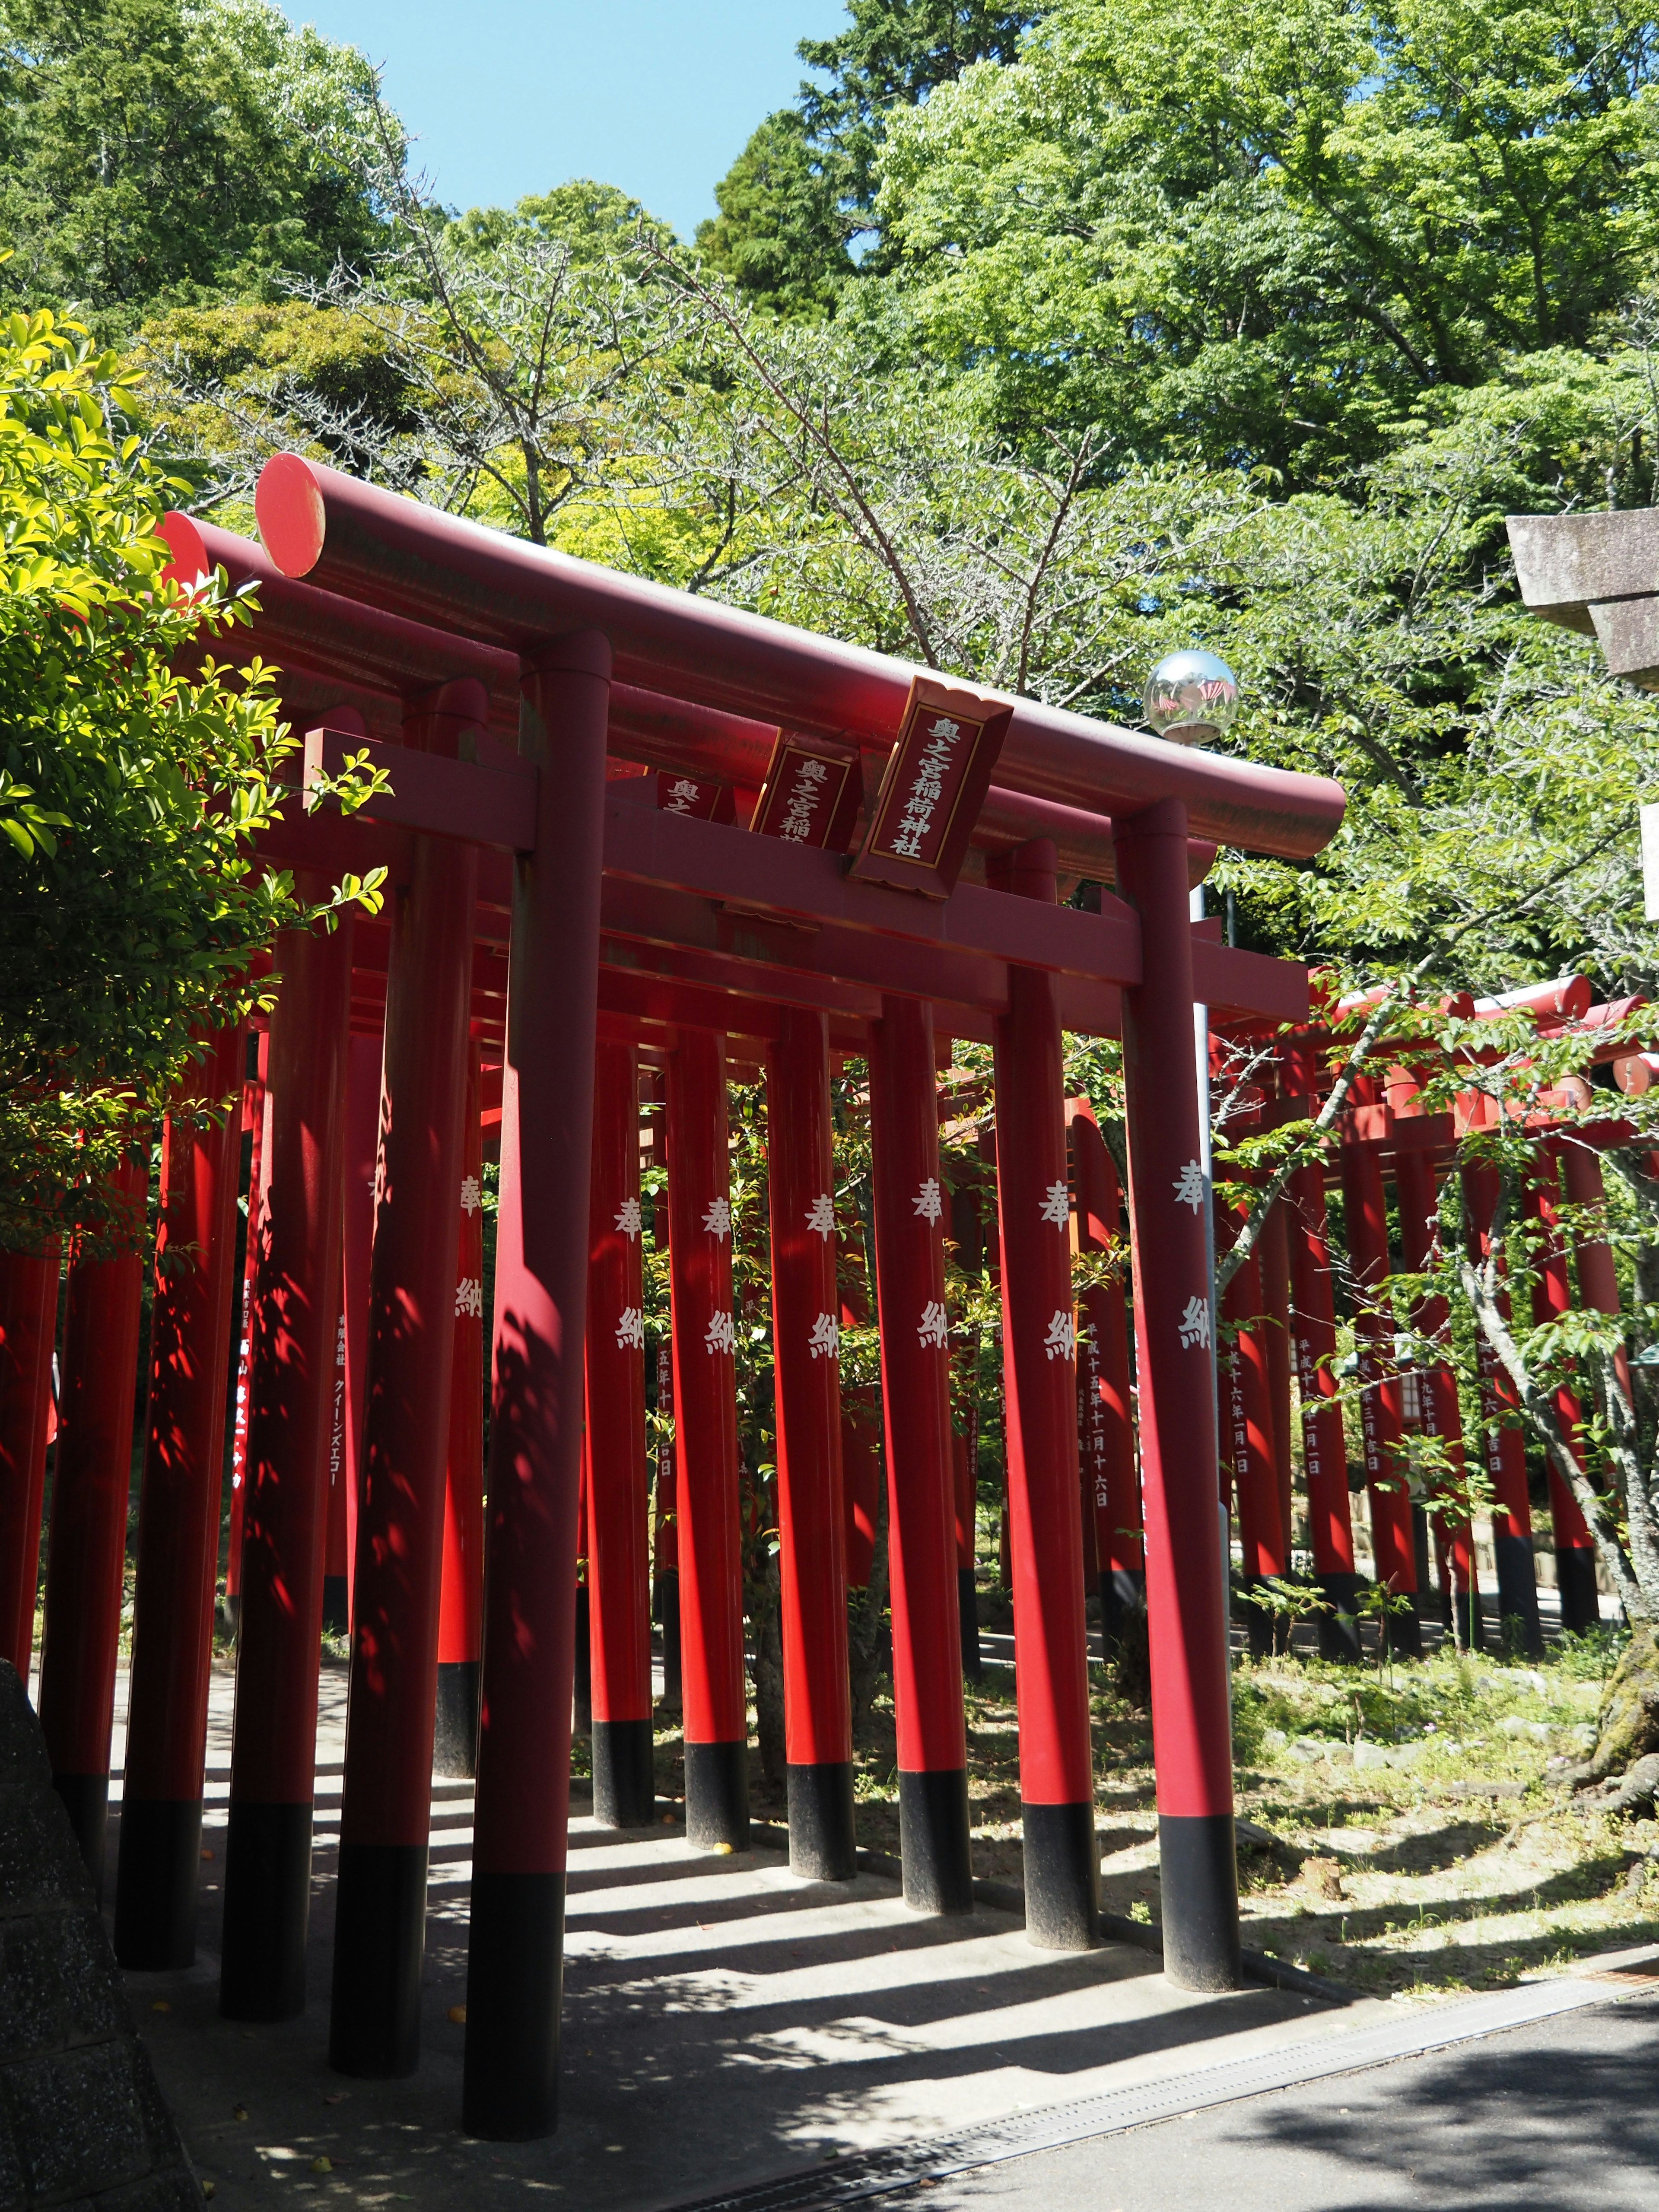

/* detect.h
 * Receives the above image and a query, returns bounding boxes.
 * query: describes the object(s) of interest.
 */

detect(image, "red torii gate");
[1215,979,1647,1660]
[0,454,1344,2141]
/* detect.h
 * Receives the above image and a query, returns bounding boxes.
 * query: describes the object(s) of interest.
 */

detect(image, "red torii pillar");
[340,1027,382,1632]
[223,1030,268,1631]
[435,1038,486,1775]
[1113,799,1239,1990]
[948,1166,985,1681]
[1395,1149,1481,1651]
[38,1147,149,1894]
[332,680,482,2079]
[1461,1161,1543,1654]
[1283,1158,1362,1659]
[665,1029,750,1849]
[585,1039,655,1828]
[1526,1147,1601,1634]
[990,840,1096,1950]
[869,994,973,1914]
[1257,1198,1296,1562]
[1068,1102,1142,1642]
[1340,1118,1421,1655]
[116,1026,246,1967]
[0,1243,59,1676]
[220,893,354,2019]
[766,1006,856,1879]
[1219,1206,1289,1658]
[839,1255,882,1591]
[463,636,610,2141]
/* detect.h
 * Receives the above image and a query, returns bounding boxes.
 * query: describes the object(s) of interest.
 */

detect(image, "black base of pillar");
[329,1841,430,2079]
[1022,1799,1098,1950]
[1386,1595,1423,1660]
[1316,1572,1364,1664]
[593,1717,655,1828]
[1100,1568,1144,1649]
[684,1738,750,1850]
[220,1591,241,1634]
[51,1771,109,1899]
[785,1761,856,1881]
[958,1565,982,1680]
[1494,1534,1545,1657]
[220,1799,313,2020]
[1157,1812,1241,1991]
[114,1796,203,1968]
[897,1768,973,1915]
[433,1660,480,1778]
[321,1574,349,1634]
[464,1870,565,2140]
[655,1574,681,1714]
[1557,1545,1602,1636]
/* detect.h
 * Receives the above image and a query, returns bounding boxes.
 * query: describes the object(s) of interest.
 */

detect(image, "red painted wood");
[868,996,965,1774]
[1284,1161,1357,1576]
[990,842,1092,1808]
[341,682,480,1852]
[127,1028,246,1802]
[664,1030,747,1750]
[766,1008,852,1770]
[438,1042,486,1672]
[253,454,1346,861]
[585,1042,652,1726]
[39,1150,150,1780]
[224,1036,268,1611]
[231,893,354,1805]
[0,1245,59,1674]
[1069,1104,1142,1580]
[1341,1131,1417,1596]
[340,1028,382,1632]
[1113,799,1233,1822]
[473,636,610,1881]
[1218,1218,1288,1580]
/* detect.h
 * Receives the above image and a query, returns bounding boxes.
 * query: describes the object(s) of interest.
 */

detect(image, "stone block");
[0,1910,127,2063]
[1,2040,150,2200]
[1506,508,1659,629]
[0,1782,96,1921]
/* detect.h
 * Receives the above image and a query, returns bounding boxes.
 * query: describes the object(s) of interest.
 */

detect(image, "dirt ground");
[685,1613,1659,2005]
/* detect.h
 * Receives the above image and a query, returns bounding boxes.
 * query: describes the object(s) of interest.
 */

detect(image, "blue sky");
[286,1,849,241]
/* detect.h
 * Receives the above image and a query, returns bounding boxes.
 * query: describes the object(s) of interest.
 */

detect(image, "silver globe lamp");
[1141,648,1240,746]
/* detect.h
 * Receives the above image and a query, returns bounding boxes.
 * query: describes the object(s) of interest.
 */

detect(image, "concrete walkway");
[96,1662,1649,2210]
[916,1980,1659,2211]
[94,1662,1371,2211]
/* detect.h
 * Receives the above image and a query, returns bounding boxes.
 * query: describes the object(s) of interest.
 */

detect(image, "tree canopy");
[0,0,390,328]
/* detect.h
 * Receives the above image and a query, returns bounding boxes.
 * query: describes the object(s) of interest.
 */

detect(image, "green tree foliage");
[696,109,854,315]
[0,0,389,330]
[875,0,1659,473]
[0,305,378,1245]
[798,0,1040,227]
[700,1,1038,314]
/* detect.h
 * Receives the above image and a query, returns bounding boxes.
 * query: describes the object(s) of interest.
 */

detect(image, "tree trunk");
[1574,1619,1659,1788]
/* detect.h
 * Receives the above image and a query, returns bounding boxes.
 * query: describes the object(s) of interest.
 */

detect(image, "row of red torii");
[0,459,1356,2141]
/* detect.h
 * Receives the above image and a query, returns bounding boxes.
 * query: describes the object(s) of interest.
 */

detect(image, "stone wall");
[0,1658,203,2209]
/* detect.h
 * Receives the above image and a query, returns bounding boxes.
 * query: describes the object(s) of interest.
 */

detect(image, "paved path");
[921,1984,1659,2211]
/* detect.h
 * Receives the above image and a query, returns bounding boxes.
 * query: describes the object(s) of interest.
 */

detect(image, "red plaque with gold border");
[749,732,862,852]
[849,676,1011,897]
